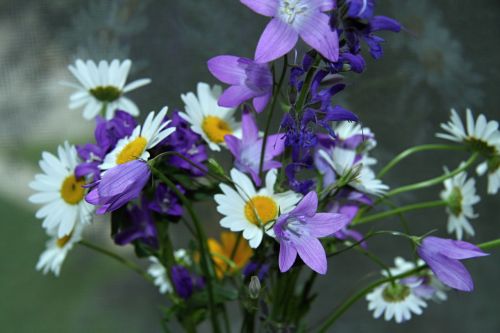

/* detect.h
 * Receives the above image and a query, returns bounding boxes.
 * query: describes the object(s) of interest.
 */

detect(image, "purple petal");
[224,134,241,158]
[264,134,285,159]
[295,237,327,274]
[218,85,255,108]
[316,0,335,11]
[292,191,318,217]
[85,188,100,205]
[307,213,349,237]
[242,111,259,142]
[255,18,299,63]
[253,93,271,113]
[370,16,402,33]
[279,241,298,272]
[422,236,488,260]
[207,55,246,85]
[298,13,339,62]
[240,0,278,17]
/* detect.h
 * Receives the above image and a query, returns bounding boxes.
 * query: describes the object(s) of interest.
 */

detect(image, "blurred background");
[1,0,499,332]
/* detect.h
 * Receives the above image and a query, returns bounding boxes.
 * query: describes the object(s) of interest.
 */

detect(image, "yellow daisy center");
[202,116,232,143]
[60,175,86,205]
[244,195,278,226]
[56,233,72,248]
[116,136,148,164]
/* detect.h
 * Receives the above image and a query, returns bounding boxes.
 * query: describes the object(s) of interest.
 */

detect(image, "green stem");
[478,238,500,250]
[151,168,221,333]
[79,240,152,283]
[295,54,320,113]
[378,144,467,179]
[259,55,288,178]
[353,200,447,225]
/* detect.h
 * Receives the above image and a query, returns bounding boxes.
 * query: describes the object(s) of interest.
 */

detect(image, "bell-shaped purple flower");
[147,183,184,218]
[417,236,488,292]
[240,0,339,63]
[207,56,273,113]
[114,203,158,248]
[171,265,205,300]
[225,110,284,186]
[86,160,150,214]
[273,191,349,274]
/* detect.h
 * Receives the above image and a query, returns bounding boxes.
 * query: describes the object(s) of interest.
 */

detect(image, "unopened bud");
[207,158,226,177]
[248,275,261,299]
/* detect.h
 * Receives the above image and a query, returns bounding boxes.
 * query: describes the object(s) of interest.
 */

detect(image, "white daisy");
[36,222,84,276]
[179,82,241,151]
[440,168,480,239]
[147,249,191,294]
[67,59,151,120]
[318,147,388,196]
[214,169,302,248]
[29,142,94,237]
[99,107,175,170]
[334,122,377,151]
[476,158,500,195]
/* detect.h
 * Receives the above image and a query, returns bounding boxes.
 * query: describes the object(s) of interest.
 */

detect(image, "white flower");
[179,82,241,151]
[29,142,94,237]
[440,168,480,239]
[477,159,500,195]
[318,147,388,196]
[334,122,376,151]
[36,222,84,276]
[147,250,191,294]
[100,107,175,170]
[67,59,151,120]
[214,169,301,248]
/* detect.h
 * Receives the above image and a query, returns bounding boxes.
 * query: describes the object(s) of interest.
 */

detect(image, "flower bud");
[248,275,261,299]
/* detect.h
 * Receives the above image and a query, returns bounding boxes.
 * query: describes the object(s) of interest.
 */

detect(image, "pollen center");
[244,196,278,226]
[202,116,232,143]
[382,283,411,303]
[89,85,121,102]
[60,175,86,205]
[448,186,463,216]
[56,234,72,248]
[116,136,147,164]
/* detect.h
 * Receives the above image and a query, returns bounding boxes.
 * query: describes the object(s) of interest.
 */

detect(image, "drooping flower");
[29,142,94,237]
[225,110,285,186]
[214,168,301,248]
[86,159,151,214]
[100,107,175,171]
[273,191,349,274]
[36,222,84,276]
[240,0,339,63]
[207,232,254,278]
[417,236,488,292]
[440,168,480,239]
[179,83,241,151]
[207,56,273,113]
[113,203,158,248]
[67,59,151,120]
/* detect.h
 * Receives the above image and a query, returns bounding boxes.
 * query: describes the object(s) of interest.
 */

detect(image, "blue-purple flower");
[417,236,488,292]
[241,0,339,63]
[273,191,349,274]
[225,110,284,186]
[328,203,367,248]
[114,203,158,248]
[86,160,150,214]
[171,265,205,300]
[207,56,273,113]
[147,183,184,218]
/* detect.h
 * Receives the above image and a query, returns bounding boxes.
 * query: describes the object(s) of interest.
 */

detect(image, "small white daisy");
[36,222,84,276]
[214,169,302,248]
[99,107,175,170]
[334,122,377,151]
[29,142,94,237]
[147,250,191,294]
[440,168,480,239]
[476,158,500,195]
[67,59,151,120]
[318,147,388,196]
[179,82,241,151]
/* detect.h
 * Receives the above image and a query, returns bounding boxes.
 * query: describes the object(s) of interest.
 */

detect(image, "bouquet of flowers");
[28,0,499,331]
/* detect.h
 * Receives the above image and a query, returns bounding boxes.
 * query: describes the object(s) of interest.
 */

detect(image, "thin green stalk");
[353,200,447,225]
[378,144,466,179]
[151,168,221,333]
[259,55,288,178]
[79,240,152,283]
[478,238,500,250]
[295,54,320,113]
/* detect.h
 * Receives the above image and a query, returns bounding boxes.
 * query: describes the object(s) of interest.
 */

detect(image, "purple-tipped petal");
[298,13,339,62]
[207,55,246,85]
[242,111,259,142]
[255,18,299,63]
[279,241,298,272]
[307,213,349,237]
[422,237,488,260]
[218,85,255,108]
[224,134,241,158]
[240,0,279,17]
[292,191,318,217]
[295,237,327,274]
[253,93,271,113]
[264,134,285,159]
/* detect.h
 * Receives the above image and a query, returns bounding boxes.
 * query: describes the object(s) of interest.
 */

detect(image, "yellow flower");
[207,232,253,279]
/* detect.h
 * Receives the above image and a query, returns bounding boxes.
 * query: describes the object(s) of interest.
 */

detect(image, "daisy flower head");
[67,59,151,120]
[440,168,480,240]
[29,142,94,237]
[214,168,302,248]
[36,222,84,276]
[179,82,241,151]
[100,107,174,171]
[334,121,376,151]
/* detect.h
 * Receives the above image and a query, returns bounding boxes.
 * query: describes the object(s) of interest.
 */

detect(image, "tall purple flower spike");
[86,160,150,214]
[240,0,339,63]
[417,236,489,292]
[207,56,273,113]
[225,110,284,186]
[274,191,349,274]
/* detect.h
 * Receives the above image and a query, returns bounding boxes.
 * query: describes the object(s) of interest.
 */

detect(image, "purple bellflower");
[225,110,284,186]
[171,265,205,300]
[328,203,367,248]
[86,160,150,214]
[241,0,339,63]
[114,203,158,248]
[417,236,488,292]
[147,183,184,218]
[207,56,273,113]
[274,191,349,274]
